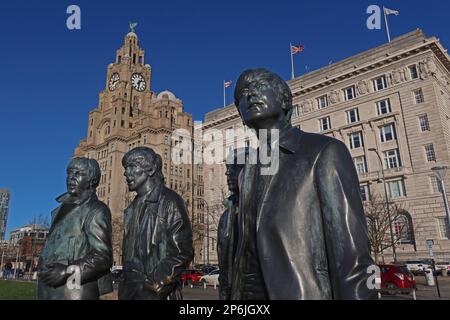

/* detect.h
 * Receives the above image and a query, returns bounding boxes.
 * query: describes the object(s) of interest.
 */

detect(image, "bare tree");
[364,194,414,263]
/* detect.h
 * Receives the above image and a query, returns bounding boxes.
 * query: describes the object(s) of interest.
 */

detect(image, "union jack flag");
[224,80,232,88]
[291,44,305,55]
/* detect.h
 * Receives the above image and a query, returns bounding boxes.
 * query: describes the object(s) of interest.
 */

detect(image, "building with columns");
[73,29,204,265]
[202,29,450,263]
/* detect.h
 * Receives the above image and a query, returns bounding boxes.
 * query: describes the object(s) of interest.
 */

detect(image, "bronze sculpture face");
[235,69,292,131]
[66,160,97,196]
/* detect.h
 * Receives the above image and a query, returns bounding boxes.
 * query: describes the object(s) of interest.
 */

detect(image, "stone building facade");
[0,189,10,241]
[73,30,204,265]
[202,29,450,263]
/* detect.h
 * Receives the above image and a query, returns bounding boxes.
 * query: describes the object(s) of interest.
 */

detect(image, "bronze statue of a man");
[118,147,194,300]
[217,150,245,300]
[231,68,376,300]
[37,157,113,300]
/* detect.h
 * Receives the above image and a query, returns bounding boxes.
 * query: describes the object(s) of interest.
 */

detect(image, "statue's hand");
[39,263,69,288]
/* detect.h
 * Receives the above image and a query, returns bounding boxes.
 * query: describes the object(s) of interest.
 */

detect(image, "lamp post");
[369,148,397,263]
[431,166,450,228]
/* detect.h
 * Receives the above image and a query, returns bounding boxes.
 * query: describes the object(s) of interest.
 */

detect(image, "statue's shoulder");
[87,197,112,219]
[299,130,337,148]
[160,187,184,204]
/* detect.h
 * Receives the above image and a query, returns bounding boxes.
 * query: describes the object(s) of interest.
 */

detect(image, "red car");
[181,270,204,285]
[379,264,416,293]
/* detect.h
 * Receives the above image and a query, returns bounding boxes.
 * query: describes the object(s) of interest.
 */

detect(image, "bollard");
[442,269,448,277]
[425,268,435,286]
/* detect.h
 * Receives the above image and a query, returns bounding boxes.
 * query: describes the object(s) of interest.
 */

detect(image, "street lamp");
[368,148,397,263]
[431,166,450,229]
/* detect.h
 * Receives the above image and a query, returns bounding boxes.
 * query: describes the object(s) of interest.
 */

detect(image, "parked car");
[181,269,204,286]
[405,259,431,275]
[379,264,416,294]
[200,265,217,275]
[199,269,220,286]
[434,261,450,275]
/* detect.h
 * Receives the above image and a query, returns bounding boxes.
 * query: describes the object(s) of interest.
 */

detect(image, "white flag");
[384,7,399,16]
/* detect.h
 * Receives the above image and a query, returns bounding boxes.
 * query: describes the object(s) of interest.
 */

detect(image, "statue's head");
[234,68,293,130]
[225,148,246,194]
[122,147,164,192]
[66,157,101,196]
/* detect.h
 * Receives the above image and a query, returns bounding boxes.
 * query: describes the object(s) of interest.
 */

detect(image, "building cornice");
[289,39,448,97]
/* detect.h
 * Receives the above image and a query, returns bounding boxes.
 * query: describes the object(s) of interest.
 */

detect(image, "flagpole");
[223,80,226,107]
[383,7,391,43]
[290,43,295,80]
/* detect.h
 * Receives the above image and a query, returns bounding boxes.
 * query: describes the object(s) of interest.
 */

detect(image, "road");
[102,276,450,300]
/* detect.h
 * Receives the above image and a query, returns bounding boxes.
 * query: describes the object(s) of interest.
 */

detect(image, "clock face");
[131,73,146,92]
[109,72,120,91]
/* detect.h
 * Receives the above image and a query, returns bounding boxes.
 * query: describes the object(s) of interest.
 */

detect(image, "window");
[373,75,387,91]
[346,108,360,124]
[393,212,414,244]
[409,65,418,80]
[317,95,328,109]
[419,114,430,132]
[437,217,450,239]
[292,105,299,117]
[319,116,331,131]
[118,55,122,64]
[343,86,356,101]
[414,89,425,104]
[225,127,234,144]
[360,184,371,202]
[121,120,124,127]
[425,144,436,162]
[383,149,401,169]
[387,179,406,198]
[349,132,363,149]
[430,175,443,193]
[353,156,368,174]
[376,99,392,115]
[379,123,397,142]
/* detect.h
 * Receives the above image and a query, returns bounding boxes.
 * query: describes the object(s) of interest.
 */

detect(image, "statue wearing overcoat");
[231,127,376,300]
[37,192,113,300]
[118,182,194,300]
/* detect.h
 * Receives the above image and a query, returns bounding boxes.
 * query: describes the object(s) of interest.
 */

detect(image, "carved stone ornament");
[356,80,369,95]
[329,90,341,104]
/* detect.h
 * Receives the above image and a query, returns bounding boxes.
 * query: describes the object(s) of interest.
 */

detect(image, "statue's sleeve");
[72,203,113,285]
[149,195,194,288]
[314,139,376,300]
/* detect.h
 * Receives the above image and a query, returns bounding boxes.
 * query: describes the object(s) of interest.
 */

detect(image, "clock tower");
[74,26,204,266]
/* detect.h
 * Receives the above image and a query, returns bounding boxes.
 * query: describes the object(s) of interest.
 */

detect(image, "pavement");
[102,276,450,300]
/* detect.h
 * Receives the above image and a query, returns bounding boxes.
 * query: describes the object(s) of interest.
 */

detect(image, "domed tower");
[74,24,201,266]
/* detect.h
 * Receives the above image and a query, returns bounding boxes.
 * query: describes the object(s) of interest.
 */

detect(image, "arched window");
[393,210,415,245]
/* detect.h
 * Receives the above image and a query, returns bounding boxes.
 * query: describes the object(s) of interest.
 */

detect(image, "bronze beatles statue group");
[37,68,375,300]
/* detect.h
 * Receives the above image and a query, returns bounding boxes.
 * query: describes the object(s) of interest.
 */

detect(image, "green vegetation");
[0,280,36,300]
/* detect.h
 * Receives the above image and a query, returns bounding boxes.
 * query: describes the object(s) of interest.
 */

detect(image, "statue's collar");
[142,182,163,204]
[56,190,96,206]
[277,126,303,154]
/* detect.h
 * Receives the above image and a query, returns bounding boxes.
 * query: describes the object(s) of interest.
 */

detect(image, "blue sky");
[0,0,449,236]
